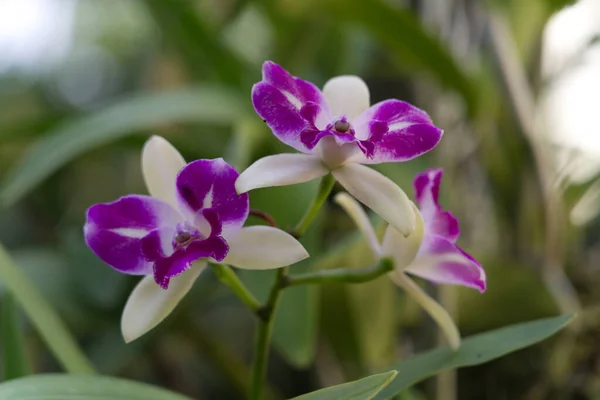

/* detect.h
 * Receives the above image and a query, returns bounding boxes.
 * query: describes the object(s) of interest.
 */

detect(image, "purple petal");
[252,61,330,153]
[262,62,324,104]
[176,159,249,235]
[140,227,176,261]
[152,236,229,289]
[414,169,459,242]
[350,99,443,163]
[414,168,442,205]
[84,195,181,275]
[408,235,486,292]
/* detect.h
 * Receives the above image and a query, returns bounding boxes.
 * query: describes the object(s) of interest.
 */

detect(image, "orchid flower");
[334,169,486,349]
[235,61,444,236]
[84,136,308,342]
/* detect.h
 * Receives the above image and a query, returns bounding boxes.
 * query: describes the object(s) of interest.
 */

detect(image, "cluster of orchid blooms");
[84,61,486,348]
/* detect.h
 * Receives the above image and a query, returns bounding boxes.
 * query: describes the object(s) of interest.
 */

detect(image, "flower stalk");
[291,173,336,237]
[211,263,261,313]
[252,173,336,399]
[251,268,286,400]
[282,257,395,287]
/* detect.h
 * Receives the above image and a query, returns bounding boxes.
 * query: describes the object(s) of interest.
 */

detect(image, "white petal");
[381,203,424,269]
[389,271,461,350]
[334,192,381,256]
[332,163,416,237]
[142,136,186,210]
[323,76,370,119]
[121,262,206,343]
[223,226,309,269]
[235,154,328,194]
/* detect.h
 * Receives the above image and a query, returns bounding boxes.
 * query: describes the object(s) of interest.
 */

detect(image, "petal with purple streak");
[350,99,443,164]
[252,61,329,153]
[262,61,326,108]
[175,159,249,236]
[407,235,486,292]
[414,168,442,205]
[414,169,459,242]
[84,195,181,275]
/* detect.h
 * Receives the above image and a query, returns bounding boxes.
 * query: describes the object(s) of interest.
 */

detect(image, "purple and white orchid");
[335,169,485,349]
[383,169,486,292]
[84,136,308,342]
[236,61,444,236]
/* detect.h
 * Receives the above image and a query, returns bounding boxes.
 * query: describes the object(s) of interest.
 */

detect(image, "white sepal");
[142,136,186,210]
[381,203,424,269]
[389,271,461,350]
[121,261,206,343]
[334,192,381,257]
[332,163,416,237]
[222,226,309,269]
[235,154,328,194]
[322,76,370,119]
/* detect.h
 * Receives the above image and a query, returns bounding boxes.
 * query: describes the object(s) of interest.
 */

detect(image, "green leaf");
[0,374,193,400]
[375,314,574,398]
[0,86,248,207]
[325,0,476,114]
[291,370,398,400]
[1,294,30,381]
[145,0,253,86]
[0,244,95,374]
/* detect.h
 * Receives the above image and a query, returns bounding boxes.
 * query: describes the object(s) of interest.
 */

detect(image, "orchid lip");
[173,222,201,248]
[140,208,230,289]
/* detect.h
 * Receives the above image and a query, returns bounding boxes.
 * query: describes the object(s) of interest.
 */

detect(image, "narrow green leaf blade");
[1,294,30,381]
[0,244,95,374]
[292,371,398,400]
[0,374,193,400]
[376,314,574,398]
[0,86,248,206]
[145,1,254,85]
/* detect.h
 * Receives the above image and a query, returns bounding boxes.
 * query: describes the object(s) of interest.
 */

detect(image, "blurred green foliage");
[0,0,596,398]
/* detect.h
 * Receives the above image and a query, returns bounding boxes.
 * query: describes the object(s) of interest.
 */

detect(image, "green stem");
[283,258,395,287]
[250,174,335,399]
[291,174,336,237]
[212,263,261,313]
[251,268,286,400]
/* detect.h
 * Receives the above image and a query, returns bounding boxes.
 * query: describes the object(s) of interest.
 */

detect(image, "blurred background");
[0,0,598,398]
